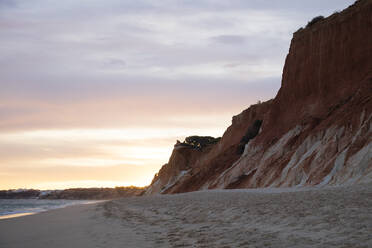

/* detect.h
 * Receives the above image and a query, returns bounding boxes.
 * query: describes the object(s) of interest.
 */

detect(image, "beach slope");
[0,202,150,248]
[1,184,372,247]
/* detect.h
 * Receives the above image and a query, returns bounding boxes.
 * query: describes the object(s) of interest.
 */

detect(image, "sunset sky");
[0,0,354,189]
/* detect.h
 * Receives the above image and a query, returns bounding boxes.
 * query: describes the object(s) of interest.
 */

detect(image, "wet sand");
[1,184,371,247]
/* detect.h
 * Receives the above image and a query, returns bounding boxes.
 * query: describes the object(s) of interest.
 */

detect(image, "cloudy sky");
[0,0,355,189]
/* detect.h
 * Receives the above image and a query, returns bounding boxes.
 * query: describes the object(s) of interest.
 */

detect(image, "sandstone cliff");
[146,0,372,194]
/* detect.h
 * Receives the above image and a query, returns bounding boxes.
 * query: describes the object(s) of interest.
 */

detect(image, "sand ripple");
[101,184,372,248]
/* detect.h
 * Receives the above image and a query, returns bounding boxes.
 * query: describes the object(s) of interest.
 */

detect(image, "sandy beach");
[1,184,371,248]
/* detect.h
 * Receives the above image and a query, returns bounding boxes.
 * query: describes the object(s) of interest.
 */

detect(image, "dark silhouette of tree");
[184,136,221,149]
[306,16,324,28]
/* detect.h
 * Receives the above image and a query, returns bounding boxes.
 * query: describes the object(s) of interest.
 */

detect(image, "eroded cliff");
[146,0,372,194]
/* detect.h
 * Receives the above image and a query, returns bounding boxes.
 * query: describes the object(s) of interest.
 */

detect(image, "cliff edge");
[146,0,372,194]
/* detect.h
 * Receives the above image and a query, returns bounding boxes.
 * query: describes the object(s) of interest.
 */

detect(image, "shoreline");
[0,212,35,220]
[0,199,105,220]
[1,184,371,247]
[0,184,340,220]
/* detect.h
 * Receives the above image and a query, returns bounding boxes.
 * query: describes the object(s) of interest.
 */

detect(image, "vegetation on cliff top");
[306,15,325,28]
[176,136,221,150]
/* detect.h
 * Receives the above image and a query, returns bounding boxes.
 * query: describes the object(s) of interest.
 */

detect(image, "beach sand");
[1,184,371,248]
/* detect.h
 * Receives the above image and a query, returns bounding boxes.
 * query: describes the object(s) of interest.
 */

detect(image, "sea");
[0,199,95,219]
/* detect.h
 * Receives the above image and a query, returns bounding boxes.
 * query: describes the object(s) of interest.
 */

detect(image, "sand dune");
[1,184,372,247]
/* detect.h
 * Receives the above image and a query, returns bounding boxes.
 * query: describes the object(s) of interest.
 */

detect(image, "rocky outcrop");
[145,142,204,194]
[146,101,273,194]
[146,0,372,194]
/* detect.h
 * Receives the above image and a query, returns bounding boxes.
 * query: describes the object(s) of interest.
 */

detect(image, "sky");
[0,0,355,189]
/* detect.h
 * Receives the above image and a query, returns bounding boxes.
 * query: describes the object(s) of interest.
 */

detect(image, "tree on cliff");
[306,16,324,28]
[184,136,221,149]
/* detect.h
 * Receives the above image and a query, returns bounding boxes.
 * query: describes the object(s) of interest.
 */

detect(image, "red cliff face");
[163,100,273,193]
[260,0,372,144]
[146,0,372,194]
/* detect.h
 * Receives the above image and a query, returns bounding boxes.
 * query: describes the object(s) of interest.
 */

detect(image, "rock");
[146,0,372,194]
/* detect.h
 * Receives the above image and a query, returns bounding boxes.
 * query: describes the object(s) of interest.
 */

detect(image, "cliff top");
[294,0,372,37]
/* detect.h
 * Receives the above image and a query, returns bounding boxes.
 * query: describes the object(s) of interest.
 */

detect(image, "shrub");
[184,136,221,149]
[306,15,324,28]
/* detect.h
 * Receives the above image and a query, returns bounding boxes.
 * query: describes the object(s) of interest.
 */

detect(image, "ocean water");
[0,199,94,218]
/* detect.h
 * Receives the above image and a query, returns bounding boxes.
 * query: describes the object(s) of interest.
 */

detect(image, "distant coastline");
[0,186,144,200]
[0,198,100,220]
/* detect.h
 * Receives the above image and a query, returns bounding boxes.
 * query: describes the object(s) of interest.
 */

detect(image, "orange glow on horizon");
[0,120,231,190]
